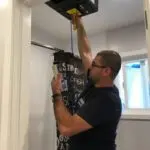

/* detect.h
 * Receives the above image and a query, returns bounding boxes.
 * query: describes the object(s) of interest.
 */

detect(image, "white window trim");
[122,109,150,120]
[119,49,150,120]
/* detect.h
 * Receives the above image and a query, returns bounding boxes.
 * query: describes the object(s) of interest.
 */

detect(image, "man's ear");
[103,68,111,76]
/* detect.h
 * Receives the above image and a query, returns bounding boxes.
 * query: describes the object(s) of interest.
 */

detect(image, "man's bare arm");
[53,97,92,137]
[51,74,92,137]
[76,17,93,73]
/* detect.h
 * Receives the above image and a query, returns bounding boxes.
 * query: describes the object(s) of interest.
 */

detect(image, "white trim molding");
[122,109,150,120]
[144,0,150,77]
[0,1,31,150]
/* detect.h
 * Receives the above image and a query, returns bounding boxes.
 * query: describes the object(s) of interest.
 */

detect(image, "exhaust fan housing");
[45,0,98,20]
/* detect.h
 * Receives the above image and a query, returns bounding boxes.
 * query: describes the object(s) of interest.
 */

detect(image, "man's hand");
[71,14,82,30]
[75,14,82,27]
[51,73,62,94]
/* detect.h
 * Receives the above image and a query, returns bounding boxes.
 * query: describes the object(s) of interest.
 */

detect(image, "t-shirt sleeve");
[76,96,116,127]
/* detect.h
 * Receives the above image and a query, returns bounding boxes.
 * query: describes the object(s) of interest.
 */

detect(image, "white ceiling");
[32,0,144,40]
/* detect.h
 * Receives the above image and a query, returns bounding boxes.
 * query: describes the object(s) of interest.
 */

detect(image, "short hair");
[97,50,121,80]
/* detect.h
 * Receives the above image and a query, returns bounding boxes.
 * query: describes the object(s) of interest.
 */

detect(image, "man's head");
[89,50,121,85]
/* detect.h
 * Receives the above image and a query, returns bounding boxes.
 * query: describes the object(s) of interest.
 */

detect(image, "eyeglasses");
[91,61,107,69]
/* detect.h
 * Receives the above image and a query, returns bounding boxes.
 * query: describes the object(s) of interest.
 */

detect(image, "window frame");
[118,49,150,120]
[123,59,149,109]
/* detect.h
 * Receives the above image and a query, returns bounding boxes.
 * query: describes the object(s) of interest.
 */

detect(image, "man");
[51,16,122,150]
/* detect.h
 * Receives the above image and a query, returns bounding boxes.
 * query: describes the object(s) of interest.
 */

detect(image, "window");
[115,59,150,110]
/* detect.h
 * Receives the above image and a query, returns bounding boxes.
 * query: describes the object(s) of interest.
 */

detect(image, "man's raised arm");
[76,16,93,73]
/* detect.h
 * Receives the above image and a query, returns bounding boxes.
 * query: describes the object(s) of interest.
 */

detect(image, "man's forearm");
[76,18,92,72]
[77,20,91,55]
[53,97,72,127]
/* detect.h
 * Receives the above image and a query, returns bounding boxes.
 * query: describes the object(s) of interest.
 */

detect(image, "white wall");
[117,119,150,150]
[0,1,31,150]
[107,22,146,52]
[0,37,4,117]
[32,25,67,50]
[29,45,57,150]
[64,22,146,57]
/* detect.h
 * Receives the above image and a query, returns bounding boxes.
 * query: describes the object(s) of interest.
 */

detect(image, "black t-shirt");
[69,73,122,150]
